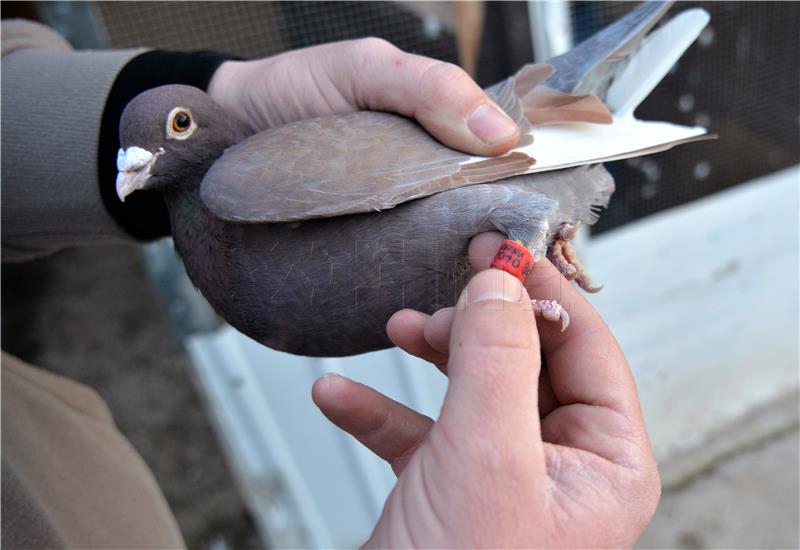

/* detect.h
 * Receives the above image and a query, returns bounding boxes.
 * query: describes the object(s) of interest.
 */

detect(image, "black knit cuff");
[99,50,241,240]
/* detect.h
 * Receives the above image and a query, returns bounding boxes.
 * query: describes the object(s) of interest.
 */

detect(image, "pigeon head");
[116,84,248,202]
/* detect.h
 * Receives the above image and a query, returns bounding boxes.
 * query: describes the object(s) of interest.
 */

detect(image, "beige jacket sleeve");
[1,20,145,262]
[2,353,186,549]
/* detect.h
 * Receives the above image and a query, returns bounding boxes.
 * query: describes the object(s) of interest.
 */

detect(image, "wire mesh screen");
[572,1,800,233]
[94,1,458,63]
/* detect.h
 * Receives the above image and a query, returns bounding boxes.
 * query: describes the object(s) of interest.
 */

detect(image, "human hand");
[207,38,520,156]
[312,232,660,548]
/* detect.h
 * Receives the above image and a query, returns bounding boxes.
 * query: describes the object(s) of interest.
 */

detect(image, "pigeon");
[116,2,708,356]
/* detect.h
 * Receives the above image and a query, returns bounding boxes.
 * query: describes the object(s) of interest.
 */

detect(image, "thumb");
[407,60,521,156]
[344,40,521,156]
[438,269,544,451]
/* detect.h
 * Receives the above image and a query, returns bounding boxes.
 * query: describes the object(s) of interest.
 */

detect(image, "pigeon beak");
[116,146,162,202]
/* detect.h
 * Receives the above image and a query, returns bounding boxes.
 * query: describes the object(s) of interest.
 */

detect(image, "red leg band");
[490,240,534,282]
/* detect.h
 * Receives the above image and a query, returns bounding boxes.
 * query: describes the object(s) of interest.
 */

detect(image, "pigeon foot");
[547,223,603,293]
[532,299,570,331]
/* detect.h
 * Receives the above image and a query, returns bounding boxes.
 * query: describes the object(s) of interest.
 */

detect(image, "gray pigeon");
[116,2,682,356]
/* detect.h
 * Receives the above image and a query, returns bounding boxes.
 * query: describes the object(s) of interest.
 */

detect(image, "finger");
[469,232,558,417]
[469,233,651,466]
[423,307,454,355]
[342,38,520,156]
[439,269,545,464]
[210,39,520,154]
[526,260,639,418]
[387,309,449,370]
[528,260,653,466]
[386,307,454,376]
[311,374,433,476]
[468,231,508,271]
[419,306,455,375]
[469,232,641,418]
[424,303,559,417]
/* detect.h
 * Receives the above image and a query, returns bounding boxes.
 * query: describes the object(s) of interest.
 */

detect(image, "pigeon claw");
[532,299,570,332]
[576,274,603,294]
[547,222,603,294]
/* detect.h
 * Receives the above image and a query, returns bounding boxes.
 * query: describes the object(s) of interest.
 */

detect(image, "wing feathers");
[201,112,538,223]
[455,152,536,182]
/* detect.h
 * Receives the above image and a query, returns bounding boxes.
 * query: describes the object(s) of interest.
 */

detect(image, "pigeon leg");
[532,299,570,331]
[547,223,603,293]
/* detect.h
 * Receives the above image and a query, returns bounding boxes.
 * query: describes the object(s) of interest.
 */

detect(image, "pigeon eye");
[166,107,196,140]
[173,111,191,132]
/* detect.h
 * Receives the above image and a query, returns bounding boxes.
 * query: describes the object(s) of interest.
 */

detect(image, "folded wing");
[201,2,680,224]
[200,111,535,223]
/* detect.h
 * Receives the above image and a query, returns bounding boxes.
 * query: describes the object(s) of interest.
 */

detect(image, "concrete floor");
[3,243,799,549]
[639,428,799,549]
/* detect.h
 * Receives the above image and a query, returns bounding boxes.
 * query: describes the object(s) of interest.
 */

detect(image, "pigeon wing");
[200,111,534,223]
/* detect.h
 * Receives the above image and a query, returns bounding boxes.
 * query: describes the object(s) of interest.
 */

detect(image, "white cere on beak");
[117,146,154,172]
[115,146,162,202]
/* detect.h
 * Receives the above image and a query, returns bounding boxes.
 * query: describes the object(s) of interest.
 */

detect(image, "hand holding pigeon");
[206,37,522,157]
[314,262,660,548]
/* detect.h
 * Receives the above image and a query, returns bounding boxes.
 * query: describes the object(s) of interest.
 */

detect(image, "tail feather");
[520,86,612,126]
[475,2,708,176]
[488,63,612,131]
[543,1,673,98]
[605,8,710,118]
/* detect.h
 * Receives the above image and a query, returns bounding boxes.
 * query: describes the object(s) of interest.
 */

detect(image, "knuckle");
[356,36,399,60]
[418,61,472,103]
[423,61,468,86]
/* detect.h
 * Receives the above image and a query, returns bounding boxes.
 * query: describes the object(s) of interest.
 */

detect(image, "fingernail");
[467,103,517,144]
[465,269,523,305]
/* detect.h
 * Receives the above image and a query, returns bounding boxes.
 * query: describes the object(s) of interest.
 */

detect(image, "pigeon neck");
[162,184,234,306]
[163,183,210,228]
[163,184,226,265]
